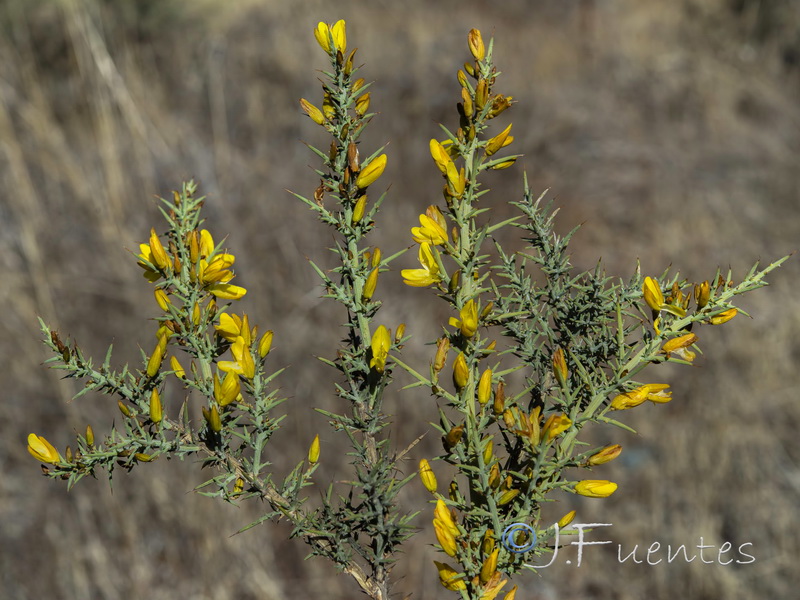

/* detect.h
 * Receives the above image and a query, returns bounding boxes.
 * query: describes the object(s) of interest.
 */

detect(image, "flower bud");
[352,195,367,224]
[694,280,711,309]
[203,405,222,433]
[258,331,273,358]
[468,29,486,61]
[356,154,388,189]
[574,480,617,498]
[362,268,379,302]
[433,518,458,557]
[493,381,505,415]
[552,347,568,387]
[557,510,577,528]
[453,353,469,391]
[170,355,186,379]
[480,548,499,584]
[118,400,132,418]
[355,92,370,117]
[394,324,406,343]
[434,561,466,592]
[587,444,622,466]
[419,458,437,493]
[433,337,450,372]
[477,368,493,406]
[475,78,488,111]
[308,434,320,464]
[27,433,60,464]
[85,425,94,447]
[134,452,154,462]
[149,388,163,424]
[444,424,464,451]
[154,288,170,311]
[497,488,520,505]
[710,308,737,325]
[299,98,325,125]
[148,228,170,271]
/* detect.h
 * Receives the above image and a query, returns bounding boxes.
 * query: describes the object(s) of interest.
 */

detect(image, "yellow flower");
[542,413,572,441]
[411,208,448,245]
[207,283,247,300]
[642,276,665,311]
[552,347,568,386]
[362,267,379,301]
[449,299,478,338]
[429,139,454,174]
[314,22,332,53]
[330,19,346,53]
[215,370,241,406]
[694,280,711,309]
[27,433,61,464]
[218,335,255,378]
[433,518,458,557]
[200,254,236,284]
[356,154,387,189]
[136,243,163,282]
[401,243,442,287]
[434,561,466,591]
[662,333,698,354]
[574,480,617,498]
[710,308,738,325]
[370,325,391,373]
[215,312,244,342]
[148,228,171,271]
[485,123,513,156]
[199,229,215,259]
[611,383,670,410]
[480,548,499,584]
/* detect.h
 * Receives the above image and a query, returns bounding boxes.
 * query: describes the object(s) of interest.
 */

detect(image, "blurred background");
[1,0,798,598]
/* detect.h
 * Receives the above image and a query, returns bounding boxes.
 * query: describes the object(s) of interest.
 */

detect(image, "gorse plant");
[28,20,787,600]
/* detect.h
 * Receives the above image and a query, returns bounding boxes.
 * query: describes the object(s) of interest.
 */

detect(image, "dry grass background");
[1,0,799,598]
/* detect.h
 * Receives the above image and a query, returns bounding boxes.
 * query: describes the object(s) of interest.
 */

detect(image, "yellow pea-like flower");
[710,308,738,325]
[434,561,466,591]
[449,299,478,338]
[369,325,391,373]
[330,19,346,53]
[574,479,617,498]
[434,499,459,538]
[694,280,711,309]
[27,433,60,464]
[154,288,170,311]
[429,139,453,174]
[217,370,240,406]
[542,413,572,440]
[207,283,247,300]
[433,518,458,557]
[662,333,698,354]
[148,228,171,271]
[199,229,214,259]
[485,123,513,156]
[643,276,665,311]
[411,212,448,246]
[356,154,388,189]
[313,22,332,53]
[401,243,442,287]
